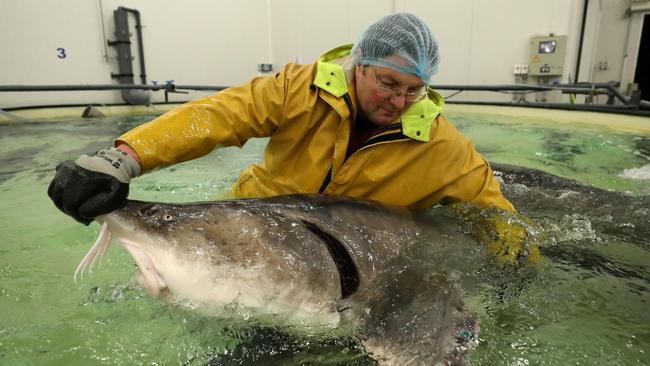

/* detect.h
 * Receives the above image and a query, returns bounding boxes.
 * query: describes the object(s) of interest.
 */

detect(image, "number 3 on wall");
[57,48,67,59]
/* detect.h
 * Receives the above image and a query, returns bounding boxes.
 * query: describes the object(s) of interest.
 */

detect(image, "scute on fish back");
[75,194,480,365]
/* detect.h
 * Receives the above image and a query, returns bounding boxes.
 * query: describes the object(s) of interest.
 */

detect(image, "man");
[49,13,533,261]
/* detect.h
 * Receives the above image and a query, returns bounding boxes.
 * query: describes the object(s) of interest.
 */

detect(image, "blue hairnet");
[351,13,440,84]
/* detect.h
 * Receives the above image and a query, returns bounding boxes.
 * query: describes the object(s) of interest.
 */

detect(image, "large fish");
[75,194,480,365]
[493,162,650,247]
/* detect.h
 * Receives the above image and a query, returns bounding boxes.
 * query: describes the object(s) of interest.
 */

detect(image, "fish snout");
[123,201,178,226]
[124,200,158,217]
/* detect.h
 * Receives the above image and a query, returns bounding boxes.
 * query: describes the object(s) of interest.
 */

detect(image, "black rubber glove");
[47,147,141,225]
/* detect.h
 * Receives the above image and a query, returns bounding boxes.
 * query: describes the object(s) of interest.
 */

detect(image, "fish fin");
[343,267,479,366]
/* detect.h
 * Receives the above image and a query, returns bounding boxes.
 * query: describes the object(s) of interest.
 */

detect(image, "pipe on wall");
[118,7,147,85]
[575,0,589,82]
[108,7,150,105]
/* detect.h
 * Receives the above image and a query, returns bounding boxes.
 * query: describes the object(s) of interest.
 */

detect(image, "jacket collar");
[314,44,445,142]
[314,44,354,97]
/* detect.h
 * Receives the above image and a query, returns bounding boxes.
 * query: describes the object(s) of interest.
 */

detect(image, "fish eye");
[162,213,175,221]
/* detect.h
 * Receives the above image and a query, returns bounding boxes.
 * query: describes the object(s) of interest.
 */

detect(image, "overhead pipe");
[0,82,629,94]
[1,83,647,110]
[0,84,227,104]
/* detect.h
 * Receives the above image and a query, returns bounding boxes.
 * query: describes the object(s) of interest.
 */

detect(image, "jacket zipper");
[319,93,355,193]
[318,94,409,193]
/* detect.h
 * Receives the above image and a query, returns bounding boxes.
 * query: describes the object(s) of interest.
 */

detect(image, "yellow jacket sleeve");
[117,66,295,172]
[450,157,515,212]
[413,116,515,212]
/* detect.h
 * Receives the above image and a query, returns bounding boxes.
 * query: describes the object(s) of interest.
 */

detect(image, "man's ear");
[355,64,367,78]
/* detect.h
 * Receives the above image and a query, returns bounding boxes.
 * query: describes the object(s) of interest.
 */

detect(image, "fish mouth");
[74,218,169,298]
[118,238,168,297]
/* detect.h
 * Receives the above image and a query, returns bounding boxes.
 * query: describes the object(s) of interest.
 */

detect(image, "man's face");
[354,64,426,126]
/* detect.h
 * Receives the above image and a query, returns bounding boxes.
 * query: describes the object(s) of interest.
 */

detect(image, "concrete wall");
[0,0,634,108]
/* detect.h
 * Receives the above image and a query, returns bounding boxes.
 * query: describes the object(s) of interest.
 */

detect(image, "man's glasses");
[367,67,428,103]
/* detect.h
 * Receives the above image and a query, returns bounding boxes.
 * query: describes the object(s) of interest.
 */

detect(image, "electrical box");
[529,35,567,76]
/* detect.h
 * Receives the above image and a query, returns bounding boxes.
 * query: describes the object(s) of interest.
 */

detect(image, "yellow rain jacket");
[118,45,514,212]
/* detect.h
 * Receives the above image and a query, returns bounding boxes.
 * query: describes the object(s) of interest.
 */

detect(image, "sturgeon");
[75,194,479,365]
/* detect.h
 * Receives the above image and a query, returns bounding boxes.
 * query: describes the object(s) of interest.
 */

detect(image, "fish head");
[96,199,342,322]
[96,200,209,301]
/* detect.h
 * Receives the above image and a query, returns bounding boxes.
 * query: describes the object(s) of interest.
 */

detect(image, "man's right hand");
[47,147,141,225]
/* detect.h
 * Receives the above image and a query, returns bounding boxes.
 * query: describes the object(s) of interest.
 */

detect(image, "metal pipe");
[575,0,589,82]
[109,8,134,85]
[0,85,167,92]
[118,7,147,84]
[1,83,646,110]
[0,84,227,92]
[98,0,109,61]
[430,82,625,92]
[445,100,650,116]
[431,84,552,91]
[0,83,627,94]
[603,83,634,105]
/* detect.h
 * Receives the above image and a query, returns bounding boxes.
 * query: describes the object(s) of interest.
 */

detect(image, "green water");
[0,111,648,365]
[450,111,650,196]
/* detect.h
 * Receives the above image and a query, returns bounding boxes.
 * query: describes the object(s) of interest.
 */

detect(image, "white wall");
[0,0,618,108]
[268,0,584,102]
[0,0,270,107]
[396,0,584,102]
[268,0,395,67]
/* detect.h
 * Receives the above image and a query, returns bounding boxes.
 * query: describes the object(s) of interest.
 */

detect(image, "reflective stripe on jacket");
[118,45,514,211]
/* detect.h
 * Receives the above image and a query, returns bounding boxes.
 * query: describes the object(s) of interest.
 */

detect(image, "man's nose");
[389,93,407,110]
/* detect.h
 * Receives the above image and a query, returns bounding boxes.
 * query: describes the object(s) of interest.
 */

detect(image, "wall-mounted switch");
[258,63,273,72]
[521,64,529,74]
